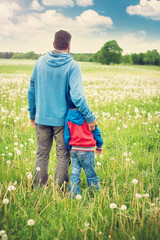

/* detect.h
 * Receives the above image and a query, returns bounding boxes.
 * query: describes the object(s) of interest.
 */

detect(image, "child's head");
[66,92,76,109]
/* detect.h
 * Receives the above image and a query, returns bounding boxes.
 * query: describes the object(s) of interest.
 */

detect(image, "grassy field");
[0,59,160,240]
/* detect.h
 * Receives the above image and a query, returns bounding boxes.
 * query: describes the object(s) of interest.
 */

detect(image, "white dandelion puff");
[135,193,142,199]
[76,194,82,200]
[97,162,101,166]
[109,203,117,209]
[27,174,32,179]
[2,234,8,240]
[8,185,16,191]
[0,230,5,236]
[143,193,149,198]
[84,222,89,228]
[36,167,41,172]
[123,152,127,156]
[120,205,127,210]
[16,150,21,155]
[27,219,35,226]
[3,198,9,205]
[132,179,138,184]
[6,160,11,164]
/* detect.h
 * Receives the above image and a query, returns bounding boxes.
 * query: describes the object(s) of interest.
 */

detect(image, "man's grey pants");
[33,124,70,187]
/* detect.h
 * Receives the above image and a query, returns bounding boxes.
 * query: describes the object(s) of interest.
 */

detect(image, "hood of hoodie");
[67,109,85,126]
[45,51,73,67]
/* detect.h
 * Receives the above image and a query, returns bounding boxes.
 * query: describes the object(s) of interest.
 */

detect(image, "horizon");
[1,0,160,55]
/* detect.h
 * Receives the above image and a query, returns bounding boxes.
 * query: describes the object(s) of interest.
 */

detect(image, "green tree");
[143,50,160,65]
[121,54,132,64]
[94,40,123,65]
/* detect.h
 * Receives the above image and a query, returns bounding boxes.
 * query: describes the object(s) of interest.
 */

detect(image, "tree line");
[0,41,160,66]
[0,51,41,60]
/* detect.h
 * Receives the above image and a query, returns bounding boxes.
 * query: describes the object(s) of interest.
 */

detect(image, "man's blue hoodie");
[27,51,96,126]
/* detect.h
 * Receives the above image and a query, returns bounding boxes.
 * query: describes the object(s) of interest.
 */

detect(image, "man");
[28,30,97,187]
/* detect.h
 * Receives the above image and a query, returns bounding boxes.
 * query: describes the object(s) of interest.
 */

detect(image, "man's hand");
[30,119,36,128]
[88,117,98,132]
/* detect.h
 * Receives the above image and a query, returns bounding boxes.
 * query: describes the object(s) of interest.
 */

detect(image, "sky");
[1,0,160,54]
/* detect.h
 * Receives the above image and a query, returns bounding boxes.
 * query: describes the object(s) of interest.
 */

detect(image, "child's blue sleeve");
[92,126,103,148]
[64,117,71,151]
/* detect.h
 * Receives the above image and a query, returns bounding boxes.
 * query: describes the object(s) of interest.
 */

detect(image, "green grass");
[0,59,160,240]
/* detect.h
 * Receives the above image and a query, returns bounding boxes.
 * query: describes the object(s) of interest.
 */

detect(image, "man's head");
[53,30,71,52]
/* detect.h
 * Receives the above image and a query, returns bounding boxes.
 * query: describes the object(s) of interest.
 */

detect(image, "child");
[64,93,103,197]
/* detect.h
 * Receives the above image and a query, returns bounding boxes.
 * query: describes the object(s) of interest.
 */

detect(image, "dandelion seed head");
[27,219,35,226]
[76,194,82,200]
[126,158,131,162]
[0,230,5,236]
[27,174,32,179]
[120,205,127,210]
[36,167,41,172]
[16,150,21,155]
[123,152,127,156]
[8,153,12,157]
[6,160,11,164]
[5,147,8,150]
[109,203,117,209]
[143,193,149,198]
[97,162,101,166]
[8,185,16,191]
[3,198,9,205]
[135,193,142,199]
[84,222,89,228]
[132,179,138,184]
[2,234,8,240]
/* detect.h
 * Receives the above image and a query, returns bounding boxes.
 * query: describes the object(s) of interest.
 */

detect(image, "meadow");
[0,59,160,240]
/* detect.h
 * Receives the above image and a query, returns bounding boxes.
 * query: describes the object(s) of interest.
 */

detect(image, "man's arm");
[69,62,96,130]
[27,65,37,127]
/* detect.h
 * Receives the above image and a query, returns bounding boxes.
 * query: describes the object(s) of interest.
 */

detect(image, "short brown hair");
[54,30,71,50]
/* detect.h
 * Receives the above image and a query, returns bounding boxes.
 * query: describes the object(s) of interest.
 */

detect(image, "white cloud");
[42,0,74,7]
[76,10,113,29]
[118,31,160,54]
[76,0,94,7]
[0,7,114,53]
[30,0,44,11]
[126,0,160,20]
[0,2,21,21]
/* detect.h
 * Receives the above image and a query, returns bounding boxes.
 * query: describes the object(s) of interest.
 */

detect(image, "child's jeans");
[69,150,100,197]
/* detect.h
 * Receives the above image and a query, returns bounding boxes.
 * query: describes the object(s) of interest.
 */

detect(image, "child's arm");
[64,118,72,151]
[92,126,103,155]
